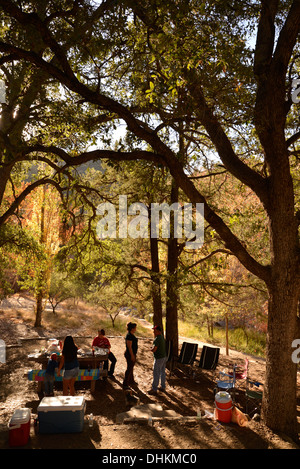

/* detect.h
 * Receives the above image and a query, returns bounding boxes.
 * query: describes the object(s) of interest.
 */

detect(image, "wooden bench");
[27,368,107,392]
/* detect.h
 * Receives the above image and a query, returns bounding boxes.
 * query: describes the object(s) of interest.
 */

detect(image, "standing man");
[92,329,117,377]
[148,325,167,395]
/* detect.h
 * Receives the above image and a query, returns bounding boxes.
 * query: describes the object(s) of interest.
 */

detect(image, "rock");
[116,403,181,424]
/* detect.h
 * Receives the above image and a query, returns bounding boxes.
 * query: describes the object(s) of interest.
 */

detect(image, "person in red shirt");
[92,329,116,377]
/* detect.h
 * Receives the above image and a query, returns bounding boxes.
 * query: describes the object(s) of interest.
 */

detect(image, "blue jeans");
[44,373,55,395]
[152,356,168,391]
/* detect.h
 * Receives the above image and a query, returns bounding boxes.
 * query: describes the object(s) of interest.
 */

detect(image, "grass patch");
[42,304,152,339]
[178,320,266,358]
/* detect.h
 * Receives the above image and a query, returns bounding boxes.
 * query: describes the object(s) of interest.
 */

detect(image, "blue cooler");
[37,396,86,434]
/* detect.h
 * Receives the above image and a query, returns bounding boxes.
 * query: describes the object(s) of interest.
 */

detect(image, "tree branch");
[185,69,269,208]
[0,2,271,285]
[22,144,167,167]
[0,177,63,226]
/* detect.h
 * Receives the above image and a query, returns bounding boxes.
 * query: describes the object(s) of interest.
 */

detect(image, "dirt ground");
[0,302,300,451]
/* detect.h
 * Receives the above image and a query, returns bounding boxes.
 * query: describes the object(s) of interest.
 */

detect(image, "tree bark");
[166,238,179,358]
[149,234,163,330]
[34,290,43,328]
[260,145,300,438]
[165,180,179,358]
[263,279,299,439]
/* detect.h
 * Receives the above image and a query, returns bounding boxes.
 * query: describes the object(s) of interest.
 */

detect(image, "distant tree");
[48,271,77,314]
[16,183,63,326]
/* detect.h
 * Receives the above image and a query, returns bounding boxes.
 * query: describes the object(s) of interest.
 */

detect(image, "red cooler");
[8,408,31,447]
[215,391,232,423]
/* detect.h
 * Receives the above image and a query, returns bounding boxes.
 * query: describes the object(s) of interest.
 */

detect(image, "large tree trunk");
[261,153,300,439]
[263,279,299,439]
[165,180,179,357]
[34,289,43,328]
[150,235,163,330]
[166,235,178,357]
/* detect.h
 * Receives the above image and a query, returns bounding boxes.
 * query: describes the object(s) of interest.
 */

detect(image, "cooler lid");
[215,391,232,404]
[9,408,31,425]
[37,396,85,412]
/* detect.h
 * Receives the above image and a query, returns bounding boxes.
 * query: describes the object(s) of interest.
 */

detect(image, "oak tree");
[0,0,299,439]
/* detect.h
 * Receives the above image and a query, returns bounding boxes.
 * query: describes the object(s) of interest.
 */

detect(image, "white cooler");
[37,396,86,434]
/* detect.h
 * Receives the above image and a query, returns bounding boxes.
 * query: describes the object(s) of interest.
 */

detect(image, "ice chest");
[37,396,86,434]
[215,391,232,423]
[9,408,31,447]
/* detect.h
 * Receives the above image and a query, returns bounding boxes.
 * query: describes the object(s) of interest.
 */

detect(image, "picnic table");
[27,347,109,392]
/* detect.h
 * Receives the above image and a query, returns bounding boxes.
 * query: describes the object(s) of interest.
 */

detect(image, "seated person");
[92,329,116,377]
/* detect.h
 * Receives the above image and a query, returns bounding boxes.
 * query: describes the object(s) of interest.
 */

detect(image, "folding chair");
[245,378,263,416]
[215,364,236,400]
[227,358,249,395]
[198,346,220,371]
[178,342,198,365]
[171,342,198,377]
[228,358,248,381]
[193,345,220,382]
